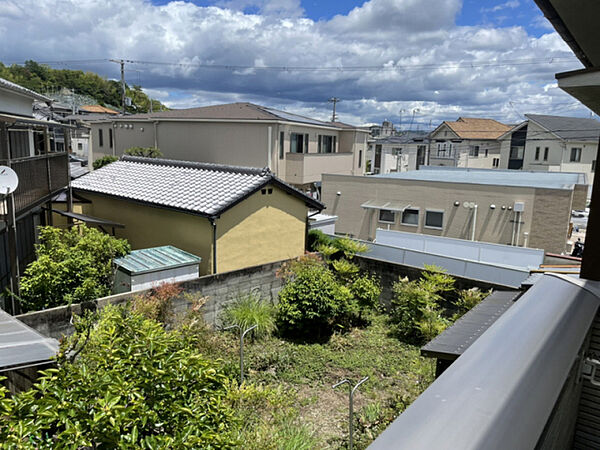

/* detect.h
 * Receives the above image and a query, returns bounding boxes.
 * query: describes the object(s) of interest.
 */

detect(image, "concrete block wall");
[18,259,286,340]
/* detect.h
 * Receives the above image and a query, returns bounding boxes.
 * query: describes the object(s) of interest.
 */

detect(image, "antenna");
[0,166,19,195]
[328,97,340,122]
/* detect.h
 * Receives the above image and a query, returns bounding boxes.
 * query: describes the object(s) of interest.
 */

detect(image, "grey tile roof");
[72,156,323,216]
[526,114,600,141]
[0,77,52,103]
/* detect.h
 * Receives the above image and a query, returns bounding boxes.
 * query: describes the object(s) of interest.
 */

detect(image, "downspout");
[516,211,522,247]
[267,126,272,170]
[471,204,478,241]
[210,218,217,274]
[511,210,517,246]
[153,121,159,150]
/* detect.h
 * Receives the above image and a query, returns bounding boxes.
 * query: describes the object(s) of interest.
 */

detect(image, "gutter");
[210,218,217,274]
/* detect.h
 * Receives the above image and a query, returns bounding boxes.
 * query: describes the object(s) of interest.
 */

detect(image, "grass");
[196,314,435,449]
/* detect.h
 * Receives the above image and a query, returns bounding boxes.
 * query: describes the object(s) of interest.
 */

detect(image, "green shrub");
[331,258,360,280]
[307,229,333,252]
[390,266,455,344]
[0,306,238,448]
[92,155,118,170]
[131,282,182,325]
[19,225,130,312]
[124,146,163,158]
[222,292,277,339]
[350,275,382,317]
[332,236,368,259]
[453,287,490,320]
[277,261,352,338]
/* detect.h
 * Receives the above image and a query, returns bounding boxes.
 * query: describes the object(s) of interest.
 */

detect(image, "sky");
[0,0,593,127]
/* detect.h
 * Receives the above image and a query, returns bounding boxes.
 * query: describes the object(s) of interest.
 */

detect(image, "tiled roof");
[0,77,52,102]
[443,117,511,140]
[80,105,119,115]
[526,114,600,141]
[72,156,323,216]
[93,102,359,129]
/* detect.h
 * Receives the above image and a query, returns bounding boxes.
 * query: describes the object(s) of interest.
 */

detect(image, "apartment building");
[322,167,587,254]
[499,114,600,191]
[89,102,368,192]
[428,117,511,169]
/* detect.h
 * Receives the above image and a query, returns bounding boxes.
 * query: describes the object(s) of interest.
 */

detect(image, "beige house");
[499,114,599,193]
[72,156,323,275]
[322,167,587,254]
[88,103,368,192]
[428,118,511,169]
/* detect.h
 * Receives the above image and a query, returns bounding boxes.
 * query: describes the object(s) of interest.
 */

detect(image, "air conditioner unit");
[514,202,525,212]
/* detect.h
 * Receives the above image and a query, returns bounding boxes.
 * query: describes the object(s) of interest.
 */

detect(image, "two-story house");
[89,102,369,194]
[0,77,71,313]
[428,117,511,168]
[499,114,599,192]
[367,131,429,174]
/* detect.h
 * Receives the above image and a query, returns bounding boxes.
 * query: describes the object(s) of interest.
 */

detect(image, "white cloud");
[0,0,588,126]
[481,1,520,13]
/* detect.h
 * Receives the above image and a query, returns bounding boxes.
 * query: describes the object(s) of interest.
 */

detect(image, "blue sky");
[0,0,589,125]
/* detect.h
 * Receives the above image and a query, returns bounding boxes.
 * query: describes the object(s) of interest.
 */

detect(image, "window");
[290,133,308,153]
[510,146,523,159]
[484,148,488,157]
[379,209,395,223]
[570,147,582,162]
[493,158,500,168]
[593,160,596,172]
[77,142,83,151]
[109,128,113,148]
[535,147,540,160]
[279,131,284,159]
[33,130,45,155]
[543,147,549,161]
[392,147,402,156]
[401,208,419,226]
[318,135,335,153]
[469,145,479,157]
[8,129,30,159]
[425,210,444,229]
[98,129,104,147]
[358,150,362,168]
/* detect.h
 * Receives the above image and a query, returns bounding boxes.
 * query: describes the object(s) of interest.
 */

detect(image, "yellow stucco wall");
[77,183,308,275]
[81,193,214,274]
[216,183,307,272]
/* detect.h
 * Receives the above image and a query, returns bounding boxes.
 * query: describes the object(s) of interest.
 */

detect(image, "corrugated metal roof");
[374,166,586,189]
[0,308,58,372]
[114,246,202,275]
[72,156,323,216]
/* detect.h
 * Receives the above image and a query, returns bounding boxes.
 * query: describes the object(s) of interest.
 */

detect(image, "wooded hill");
[0,60,168,114]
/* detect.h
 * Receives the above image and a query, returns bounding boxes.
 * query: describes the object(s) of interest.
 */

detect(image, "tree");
[0,306,239,448]
[93,155,118,170]
[124,146,163,158]
[18,225,131,312]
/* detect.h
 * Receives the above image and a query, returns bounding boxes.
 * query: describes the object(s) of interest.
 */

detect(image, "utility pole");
[329,97,340,122]
[109,59,126,115]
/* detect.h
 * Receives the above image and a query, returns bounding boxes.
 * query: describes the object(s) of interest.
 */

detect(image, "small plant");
[316,243,338,260]
[332,237,368,259]
[131,282,182,325]
[222,292,277,339]
[307,229,334,252]
[92,155,118,170]
[350,275,382,320]
[453,288,490,320]
[124,146,163,158]
[332,258,360,280]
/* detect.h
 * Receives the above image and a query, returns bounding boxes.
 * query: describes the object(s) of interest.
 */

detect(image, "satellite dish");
[0,166,19,194]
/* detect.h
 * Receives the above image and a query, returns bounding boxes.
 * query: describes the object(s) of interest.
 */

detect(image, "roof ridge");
[120,155,271,176]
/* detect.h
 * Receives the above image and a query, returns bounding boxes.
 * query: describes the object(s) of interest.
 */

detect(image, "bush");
[350,275,382,318]
[332,236,368,259]
[131,282,182,325]
[453,287,490,320]
[389,266,455,344]
[124,146,163,158]
[0,306,238,448]
[19,225,130,312]
[222,292,277,339]
[277,260,352,339]
[307,229,333,252]
[92,155,118,170]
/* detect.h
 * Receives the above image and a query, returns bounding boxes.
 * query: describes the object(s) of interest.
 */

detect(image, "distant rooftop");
[91,102,363,129]
[80,105,119,115]
[526,113,600,141]
[437,117,512,140]
[0,77,52,103]
[374,166,587,190]
[72,156,323,217]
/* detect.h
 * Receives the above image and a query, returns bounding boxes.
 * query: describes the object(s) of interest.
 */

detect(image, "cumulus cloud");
[0,0,588,126]
[481,0,520,13]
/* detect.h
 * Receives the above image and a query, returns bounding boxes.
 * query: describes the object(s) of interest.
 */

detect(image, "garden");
[1,228,489,448]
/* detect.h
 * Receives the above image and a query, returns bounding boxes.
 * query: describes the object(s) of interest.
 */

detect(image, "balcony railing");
[285,152,354,185]
[0,153,69,216]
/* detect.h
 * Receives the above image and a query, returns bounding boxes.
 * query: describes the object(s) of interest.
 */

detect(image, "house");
[367,131,429,174]
[88,102,369,193]
[0,77,71,312]
[498,114,600,190]
[428,117,511,168]
[79,105,119,115]
[71,156,324,275]
[321,166,587,253]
